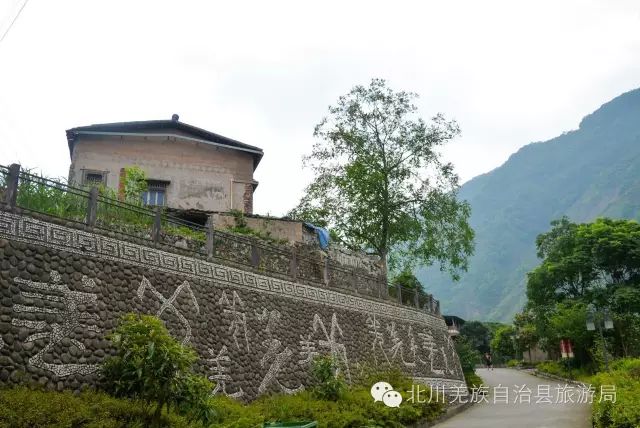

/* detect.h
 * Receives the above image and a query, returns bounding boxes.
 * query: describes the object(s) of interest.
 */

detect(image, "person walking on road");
[484,352,493,370]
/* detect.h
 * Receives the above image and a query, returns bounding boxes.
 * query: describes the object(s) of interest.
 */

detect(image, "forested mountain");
[417,88,640,322]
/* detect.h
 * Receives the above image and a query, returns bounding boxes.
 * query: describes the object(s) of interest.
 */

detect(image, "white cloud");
[1,0,639,215]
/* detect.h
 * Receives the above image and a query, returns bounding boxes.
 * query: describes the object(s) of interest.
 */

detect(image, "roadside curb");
[414,400,475,427]
[530,370,588,388]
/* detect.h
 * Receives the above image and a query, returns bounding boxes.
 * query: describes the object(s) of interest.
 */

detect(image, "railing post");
[86,187,98,227]
[4,163,20,209]
[435,299,440,315]
[380,275,388,299]
[205,215,215,258]
[290,245,297,281]
[397,285,402,304]
[414,288,419,309]
[323,256,330,286]
[251,244,261,268]
[152,206,162,242]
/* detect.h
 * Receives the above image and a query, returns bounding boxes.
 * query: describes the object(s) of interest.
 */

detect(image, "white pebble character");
[371,381,393,402]
[382,390,403,408]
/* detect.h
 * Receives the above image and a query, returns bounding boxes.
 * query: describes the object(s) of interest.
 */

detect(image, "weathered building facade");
[67,115,263,213]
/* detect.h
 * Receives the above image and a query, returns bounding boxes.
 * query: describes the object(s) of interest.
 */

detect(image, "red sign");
[560,339,574,359]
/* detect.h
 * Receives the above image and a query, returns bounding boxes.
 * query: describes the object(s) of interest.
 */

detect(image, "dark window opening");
[141,179,170,206]
[82,170,108,186]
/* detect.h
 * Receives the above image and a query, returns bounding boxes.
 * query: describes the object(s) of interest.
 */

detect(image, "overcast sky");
[1,0,639,215]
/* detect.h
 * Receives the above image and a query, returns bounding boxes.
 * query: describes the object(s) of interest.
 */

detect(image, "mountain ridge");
[417,87,640,321]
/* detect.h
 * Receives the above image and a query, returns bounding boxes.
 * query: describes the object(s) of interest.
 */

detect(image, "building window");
[141,180,169,206]
[82,169,108,186]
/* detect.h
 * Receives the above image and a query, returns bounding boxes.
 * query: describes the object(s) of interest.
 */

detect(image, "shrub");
[101,313,215,426]
[455,336,481,373]
[506,359,521,368]
[590,358,640,428]
[310,355,346,401]
[536,360,592,381]
[122,166,148,202]
[0,386,197,428]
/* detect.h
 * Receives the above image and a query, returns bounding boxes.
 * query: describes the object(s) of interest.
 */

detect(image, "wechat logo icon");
[371,381,403,408]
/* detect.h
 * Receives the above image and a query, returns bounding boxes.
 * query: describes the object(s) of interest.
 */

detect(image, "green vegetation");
[454,336,484,390]
[102,314,215,426]
[0,386,199,428]
[391,269,425,292]
[3,167,295,250]
[15,171,87,222]
[458,321,491,355]
[524,218,640,367]
[507,214,640,427]
[226,209,288,245]
[490,325,516,364]
[535,360,591,382]
[0,315,444,427]
[122,166,148,201]
[309,355,346,401]
[1,363,445,428]
[590,358,640,428]
[290,78,474,276]
[417,88,640,321]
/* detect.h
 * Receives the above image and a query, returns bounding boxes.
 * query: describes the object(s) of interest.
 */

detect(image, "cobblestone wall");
[0,210,465,400]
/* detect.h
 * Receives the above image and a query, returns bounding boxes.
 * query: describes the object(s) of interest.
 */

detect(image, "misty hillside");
[417,88,640,322]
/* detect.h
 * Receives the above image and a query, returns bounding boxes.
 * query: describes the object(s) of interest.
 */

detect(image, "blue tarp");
[304,222,330,250]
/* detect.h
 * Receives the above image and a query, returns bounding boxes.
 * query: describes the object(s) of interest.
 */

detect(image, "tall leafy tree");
[513,311,539,362]
[290,79,474,277]
[526,217,640,362]
[459,321,491,354]
[527,217,640,308]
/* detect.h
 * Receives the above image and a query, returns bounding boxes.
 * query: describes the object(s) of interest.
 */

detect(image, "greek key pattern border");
[0,211,446,329]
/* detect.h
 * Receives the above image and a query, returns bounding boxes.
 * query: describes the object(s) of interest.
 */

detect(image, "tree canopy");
[289,78,474,277]
[525,217,640,363]
[527,217,640,308]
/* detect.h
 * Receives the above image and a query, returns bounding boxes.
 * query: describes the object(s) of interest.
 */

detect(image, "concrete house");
[66,114,263,214]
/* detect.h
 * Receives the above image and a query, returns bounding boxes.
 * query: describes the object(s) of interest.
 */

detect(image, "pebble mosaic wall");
[0,210,466,399]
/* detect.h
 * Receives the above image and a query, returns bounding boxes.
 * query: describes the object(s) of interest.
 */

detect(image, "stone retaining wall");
[0,209,465,400]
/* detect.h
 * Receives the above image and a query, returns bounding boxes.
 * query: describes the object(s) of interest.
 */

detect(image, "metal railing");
[0,163,440,315]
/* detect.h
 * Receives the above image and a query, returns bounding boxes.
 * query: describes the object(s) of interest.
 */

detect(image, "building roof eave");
[66,119,264,169]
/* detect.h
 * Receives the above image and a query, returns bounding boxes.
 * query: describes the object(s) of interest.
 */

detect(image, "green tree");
[541,301,592,365]
[513,311,539,362]
[459,321,491,354]
[101,313,214,426]
[611,287,640,357]
[526,217,640,364]
[527,217,640,308]
[455,336,482,373]
[392,269,425,292]
[289,78,474,277]
[491,325,516,362]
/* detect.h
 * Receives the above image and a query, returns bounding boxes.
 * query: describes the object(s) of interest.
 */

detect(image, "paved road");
[434,368,592,428]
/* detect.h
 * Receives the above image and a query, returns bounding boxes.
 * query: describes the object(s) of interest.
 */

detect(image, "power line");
[0,0,30,46]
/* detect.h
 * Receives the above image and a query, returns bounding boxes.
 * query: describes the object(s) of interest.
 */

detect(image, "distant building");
[443,315,465,337]
[66,114,263,214]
